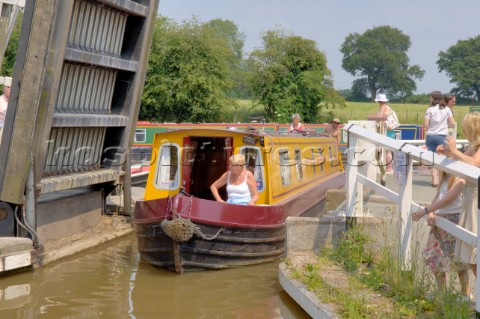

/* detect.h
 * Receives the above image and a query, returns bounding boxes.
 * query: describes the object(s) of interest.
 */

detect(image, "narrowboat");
[132,121,424,164]
[133,127,345,273]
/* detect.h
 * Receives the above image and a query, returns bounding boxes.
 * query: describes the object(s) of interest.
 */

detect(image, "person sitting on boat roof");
[322,118,341,146]
[210,154,259,206]
[289,113,305,132]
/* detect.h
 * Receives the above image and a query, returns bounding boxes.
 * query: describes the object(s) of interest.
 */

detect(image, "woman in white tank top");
[210,154,259,205]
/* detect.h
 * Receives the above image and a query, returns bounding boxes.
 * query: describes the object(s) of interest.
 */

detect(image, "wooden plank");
[0,0,74,203]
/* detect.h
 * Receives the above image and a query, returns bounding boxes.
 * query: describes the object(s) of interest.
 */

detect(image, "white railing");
[344,122,480,312]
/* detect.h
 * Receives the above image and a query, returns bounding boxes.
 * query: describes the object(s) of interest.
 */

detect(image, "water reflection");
[0,234,309,319]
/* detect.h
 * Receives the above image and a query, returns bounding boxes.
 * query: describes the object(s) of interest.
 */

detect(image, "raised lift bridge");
[0,0,159,273]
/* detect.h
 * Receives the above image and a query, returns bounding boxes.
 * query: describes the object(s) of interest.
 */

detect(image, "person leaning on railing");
[411,165,467,297]
[443,112,480,299]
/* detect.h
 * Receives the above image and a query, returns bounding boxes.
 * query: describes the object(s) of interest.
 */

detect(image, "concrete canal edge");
[279,212,395,318]
[0,215,134,274]
[279,213,345,319]
[0,187,145,275]
[38,220,134,267]
[279,261,338,319]
[0,238,35,273]
[36,188,144,267]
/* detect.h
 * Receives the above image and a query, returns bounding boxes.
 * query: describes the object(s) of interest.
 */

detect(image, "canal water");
[0,233,310,319]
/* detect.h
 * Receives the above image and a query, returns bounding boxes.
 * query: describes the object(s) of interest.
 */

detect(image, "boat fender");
[160,218,224,242]
[161,218,197,242]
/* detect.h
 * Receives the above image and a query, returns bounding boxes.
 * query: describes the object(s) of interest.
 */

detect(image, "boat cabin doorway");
[182,136,233,200]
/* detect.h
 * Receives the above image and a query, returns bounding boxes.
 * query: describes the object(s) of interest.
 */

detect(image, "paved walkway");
[382,166,438,204]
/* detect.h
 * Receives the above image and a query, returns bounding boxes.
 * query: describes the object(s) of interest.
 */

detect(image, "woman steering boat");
[210,154,258,206]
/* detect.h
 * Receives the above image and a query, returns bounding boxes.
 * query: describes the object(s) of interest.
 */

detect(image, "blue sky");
[158,0,479,94]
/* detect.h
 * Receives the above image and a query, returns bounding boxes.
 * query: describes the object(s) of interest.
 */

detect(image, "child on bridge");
[412,167,467,296]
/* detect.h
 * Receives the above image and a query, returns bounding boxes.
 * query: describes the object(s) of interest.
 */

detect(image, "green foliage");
[247,28,343,123]
[207,19,252,99]
[340,26,425,100]
[437,35,480,100]
[207,19,245,61]
[140,17,236,123]
[301,262,378,318]
[398,94,430,104]
[1,11,22,76]
[322,225,374,272]
[231,99,265,122]
[318,226,474,318]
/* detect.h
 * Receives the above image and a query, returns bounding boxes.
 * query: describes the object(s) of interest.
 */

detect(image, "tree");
[340,26,424,100]
[1,11,22,76]
[437,35,480,100]
[207,19,252,99]
[207,19,245,61]
[247,29,338,123]
[140,17,235,123]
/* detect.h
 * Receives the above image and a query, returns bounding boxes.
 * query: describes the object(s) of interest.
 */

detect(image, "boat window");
[134,129,146,143]
[240,147,264,192]
[131,146,152,165]
[295,149,303,181]
[154,144,179,189]
[279,149,291,186]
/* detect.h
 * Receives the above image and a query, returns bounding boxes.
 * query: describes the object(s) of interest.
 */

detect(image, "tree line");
[2,14,480,123]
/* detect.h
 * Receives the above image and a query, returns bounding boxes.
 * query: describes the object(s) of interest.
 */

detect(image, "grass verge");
[286,225,475,318]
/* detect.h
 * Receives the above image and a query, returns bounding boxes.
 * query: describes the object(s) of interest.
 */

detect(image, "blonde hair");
[230,154,245,166]
[462,112,480,151]
[438,172,460,191]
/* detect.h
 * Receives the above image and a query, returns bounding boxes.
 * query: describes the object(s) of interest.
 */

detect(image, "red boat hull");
[133,171,345,273]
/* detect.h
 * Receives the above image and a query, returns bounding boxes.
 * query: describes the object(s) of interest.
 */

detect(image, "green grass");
[328,102,469,128]
[329,102,469,139]
[309,225,475,318]
[235,100,470,138]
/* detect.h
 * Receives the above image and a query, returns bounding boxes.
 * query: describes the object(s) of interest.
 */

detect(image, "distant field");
[236,100,471,138]
[332,102,470,126]
[331,102,469,138]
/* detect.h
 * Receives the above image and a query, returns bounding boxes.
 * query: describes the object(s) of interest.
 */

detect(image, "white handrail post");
[398,151,413,270]
[346,131,359,218]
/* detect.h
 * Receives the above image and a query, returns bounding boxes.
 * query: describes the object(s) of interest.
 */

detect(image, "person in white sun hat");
[368,93,398,174]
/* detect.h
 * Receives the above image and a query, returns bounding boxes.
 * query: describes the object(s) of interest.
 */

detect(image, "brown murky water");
[0,234,310,319]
